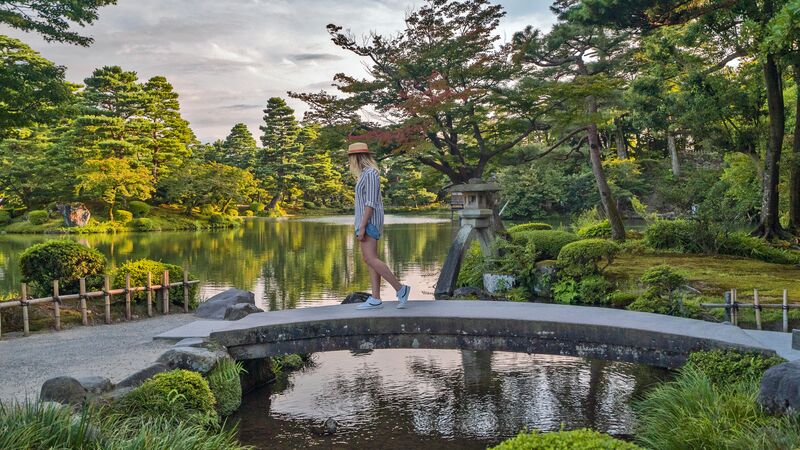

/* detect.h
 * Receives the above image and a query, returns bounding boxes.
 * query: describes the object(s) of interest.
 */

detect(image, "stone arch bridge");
[155,301,797,369]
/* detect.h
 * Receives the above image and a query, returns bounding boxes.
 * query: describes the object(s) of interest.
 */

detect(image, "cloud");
[0,0,554,142]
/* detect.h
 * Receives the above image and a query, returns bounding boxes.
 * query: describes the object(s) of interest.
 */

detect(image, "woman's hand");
[356,226,366,242]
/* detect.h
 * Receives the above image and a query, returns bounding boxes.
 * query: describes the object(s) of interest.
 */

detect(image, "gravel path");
[0,314,197,403]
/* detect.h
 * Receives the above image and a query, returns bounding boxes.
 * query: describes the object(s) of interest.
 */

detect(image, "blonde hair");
[348,153,379,179]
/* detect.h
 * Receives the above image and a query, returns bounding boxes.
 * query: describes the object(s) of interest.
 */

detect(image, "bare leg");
[360,237,402,291]
[368,265,381,299]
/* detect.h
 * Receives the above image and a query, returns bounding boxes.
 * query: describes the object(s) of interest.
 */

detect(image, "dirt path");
[0,314,196,403]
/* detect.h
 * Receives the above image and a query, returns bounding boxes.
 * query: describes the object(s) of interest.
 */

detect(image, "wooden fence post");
[79,278,88,326]
[104,275,111,324]
[125,274,132,320]
[724,290,732,323]
[183,266,189,313]
[783,289,789,333]
[162,270,170,314]
[52,280,61,331]
[732,288,738,326]
[146,272,153,317]
[21,283,29,336]
[753,289,762,330]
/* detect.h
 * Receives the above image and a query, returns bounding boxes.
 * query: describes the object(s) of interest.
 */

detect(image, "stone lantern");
[434,179,503,299]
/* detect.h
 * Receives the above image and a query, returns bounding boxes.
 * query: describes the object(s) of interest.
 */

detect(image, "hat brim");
[347,149,373,155]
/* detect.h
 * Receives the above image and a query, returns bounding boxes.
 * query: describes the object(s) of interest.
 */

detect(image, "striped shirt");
[354,167,384,233]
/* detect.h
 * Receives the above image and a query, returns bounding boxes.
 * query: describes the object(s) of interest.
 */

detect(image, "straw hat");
[347,142,372,155]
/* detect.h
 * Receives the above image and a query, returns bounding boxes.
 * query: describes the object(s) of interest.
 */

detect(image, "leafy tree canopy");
[0,0,117,46]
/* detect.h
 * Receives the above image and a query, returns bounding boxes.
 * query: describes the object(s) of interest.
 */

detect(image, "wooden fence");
[701,288,796,332]
[0,268,200,338]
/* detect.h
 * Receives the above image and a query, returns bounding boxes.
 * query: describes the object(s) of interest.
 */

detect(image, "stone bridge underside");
[156,300,779,369]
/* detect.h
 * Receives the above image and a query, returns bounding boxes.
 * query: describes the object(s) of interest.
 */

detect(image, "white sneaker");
[396,285,411,309]
[356,296,383,310]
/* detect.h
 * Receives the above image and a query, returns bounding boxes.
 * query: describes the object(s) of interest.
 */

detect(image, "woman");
[348,142,411,310]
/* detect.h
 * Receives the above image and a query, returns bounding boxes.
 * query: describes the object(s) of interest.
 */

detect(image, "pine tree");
[258,97,303,210]
[221,123,258,169]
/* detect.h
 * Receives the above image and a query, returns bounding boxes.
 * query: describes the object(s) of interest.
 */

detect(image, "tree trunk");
[753,53,786,240]
[268,192,282,210]
[614,117,628,159]
[667,131,681,178]
[789,64,800,234]
[586,106,625,241]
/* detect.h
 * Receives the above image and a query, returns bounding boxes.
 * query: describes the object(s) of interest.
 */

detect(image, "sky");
[1,0,555,143]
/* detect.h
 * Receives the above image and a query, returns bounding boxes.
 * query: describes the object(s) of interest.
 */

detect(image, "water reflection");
[234,349,669,450]
[0,216,454,307]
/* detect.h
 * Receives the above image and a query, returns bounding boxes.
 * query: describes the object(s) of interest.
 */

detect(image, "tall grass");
[0,401,250,450]
[635,367,800,450]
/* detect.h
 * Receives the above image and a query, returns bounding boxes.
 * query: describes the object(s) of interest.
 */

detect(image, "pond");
[0,215,669,447]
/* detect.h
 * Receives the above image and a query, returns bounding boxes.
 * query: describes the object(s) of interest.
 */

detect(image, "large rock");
[195,288,255,319]
[759,360,800,414]
[116,363,170,389]
[341,292,370,304]
[76,376,113,395]
[452,286,490,299]
[56,202,91,227]
[157,346,229,374]
[40,376,88,405]
[224,303,264,320]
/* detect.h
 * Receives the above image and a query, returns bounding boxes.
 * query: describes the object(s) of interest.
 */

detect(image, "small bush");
[0,210,10,225]
[507,222,553,234]
[225,208,239,217]
[114,209,133,223]
[207,359,244,417]
[19,240,106,296]
[209,213,225,225]
[609,290,638,308]
[576,219,612,238]
[127,200,152,218]
[457,242,484,288]
[635,368,800,450]
[553,275,613,305]
[27,210,49,225]
[686,350,785,386]
[557,238,620,278]
[490,428,641,450]
[244,210,254,217]
[643,219,704,252]
[717,232,800,265]
[118,369,217,424]
[111,259,199,308]
[640,264,686,298]
[128,217,158,231]
[249,202,265,212]
[200,205,216,215]
[515,230,579,261]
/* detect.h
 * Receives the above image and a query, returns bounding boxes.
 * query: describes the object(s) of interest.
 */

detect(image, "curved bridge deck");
[155,300,799,368]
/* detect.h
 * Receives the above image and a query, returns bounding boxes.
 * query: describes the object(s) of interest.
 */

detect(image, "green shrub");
[111,259,199,308]
[118,369,216,424]
[457,242,484,288]
[635,368,800,450]
[19,240,106,296]
[209,213,225,225]
[244,210,254,217]
[108,416,249,450]
[0,210,10,225]
[717,232,800,265]
[515,230,579,261]
[249,202,265,212]
[127,200,152,218]
[643,219,703,252]
[609,290,638,308]
[686,350,785,386]
[640,264,686,298]
[206,359,244,417]
[626,290,672,315]
[490,428,641,450]
[576,219,612,238]
[128,217,158,231]
[200,205,216,215]
[225,208,239,217]
[557,238,620,278]
[114,209,133,223]
[507,222,553,234]
[27,210,49,225]
[553,275,613,305]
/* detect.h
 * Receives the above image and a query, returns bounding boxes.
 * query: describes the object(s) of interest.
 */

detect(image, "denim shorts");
[356,223,381,240]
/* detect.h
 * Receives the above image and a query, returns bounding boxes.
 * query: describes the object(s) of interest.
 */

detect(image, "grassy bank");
[0,206,242,234]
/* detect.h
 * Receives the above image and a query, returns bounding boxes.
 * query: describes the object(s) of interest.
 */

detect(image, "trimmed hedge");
[19,240,106,296]
[515,230,579,261]
[576,220,611,239]
[557,238,620,278]
[114,210,133,223]
[128,217,158,231]
[27,210,49,225]
[489,429,641,450]
[717,232,800,265]
[507,222,553,234]
[686,350,785,386]
[127,200,151,218]
[643,219,705,253]
[118,369,217,424]
[206,358,244,417]
[111,259,199,308]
